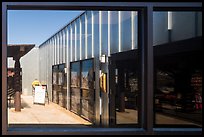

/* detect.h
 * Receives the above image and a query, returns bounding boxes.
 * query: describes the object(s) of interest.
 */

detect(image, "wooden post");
[14,58,21,111]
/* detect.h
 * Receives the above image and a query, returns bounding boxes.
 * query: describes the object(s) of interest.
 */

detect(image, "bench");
[8,88,15,108]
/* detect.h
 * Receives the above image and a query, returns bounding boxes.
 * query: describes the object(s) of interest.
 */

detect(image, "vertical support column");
[139,6,153,133]
[146,6,153,133]
[14,58,21,112]
[2,3,7,134]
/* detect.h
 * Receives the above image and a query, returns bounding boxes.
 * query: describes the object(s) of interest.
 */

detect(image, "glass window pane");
[52,65,58,104]
[71,62,80,87]
[56,64,67,109]
[118,65,138,125]
[81,59,94,122]
[154,11,202,128]
[109,55,139,127]
[70,62,80,114]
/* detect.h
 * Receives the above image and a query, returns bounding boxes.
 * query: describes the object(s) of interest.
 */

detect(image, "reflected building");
[36,10,202,128]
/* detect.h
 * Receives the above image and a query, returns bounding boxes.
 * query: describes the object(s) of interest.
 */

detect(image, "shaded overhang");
[7,44,35,60]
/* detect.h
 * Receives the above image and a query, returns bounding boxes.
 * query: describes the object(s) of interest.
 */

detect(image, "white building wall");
[20,47,39,95]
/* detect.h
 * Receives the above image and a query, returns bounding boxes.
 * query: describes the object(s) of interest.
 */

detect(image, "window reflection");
[109,57,139,127]
[81,14,86,60]
[154,11,202,127]
[87,11,92,58]
[121,11,131,51]
[81,59,94,122]
[52,64,67,108]
[116,67,138,125]
[70,59,95,123]
[70,62,80,114]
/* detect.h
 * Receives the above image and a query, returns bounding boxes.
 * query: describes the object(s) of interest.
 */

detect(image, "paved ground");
[116,109,201,126]
[8,95,92,125]
[8,95,201,127]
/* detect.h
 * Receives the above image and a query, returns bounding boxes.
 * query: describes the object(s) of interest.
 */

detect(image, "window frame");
[2,2,202,135]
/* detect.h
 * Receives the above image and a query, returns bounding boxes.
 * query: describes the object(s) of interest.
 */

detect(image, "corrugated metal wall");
[38,10,202,125]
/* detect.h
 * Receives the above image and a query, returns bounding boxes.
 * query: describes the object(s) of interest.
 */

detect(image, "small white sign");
[33,86,46,104]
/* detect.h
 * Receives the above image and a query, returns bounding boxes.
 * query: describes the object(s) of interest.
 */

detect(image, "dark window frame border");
[2,2,202,135]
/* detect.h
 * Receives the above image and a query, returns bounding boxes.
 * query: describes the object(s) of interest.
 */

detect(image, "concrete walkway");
[8,95,92,125]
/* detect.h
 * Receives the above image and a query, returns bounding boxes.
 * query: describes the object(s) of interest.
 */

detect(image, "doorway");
[52,64,67,109]
[70,59,95,124]
[109,50,140,127]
